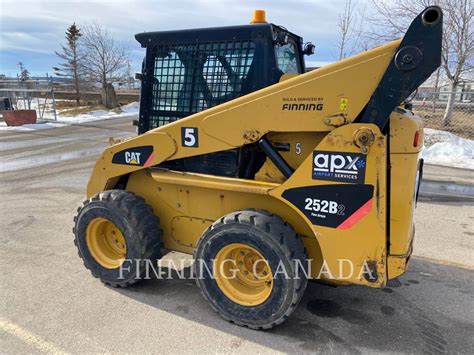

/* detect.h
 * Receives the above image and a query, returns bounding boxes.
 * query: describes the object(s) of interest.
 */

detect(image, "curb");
[419,179,474,202]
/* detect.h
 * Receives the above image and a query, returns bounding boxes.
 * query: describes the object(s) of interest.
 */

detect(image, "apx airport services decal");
[312,150,366,184]
[112,146,154,167]
[282,184,374,229]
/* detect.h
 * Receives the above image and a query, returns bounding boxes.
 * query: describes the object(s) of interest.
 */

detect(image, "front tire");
[195,210,307,329]
[73,190,162,287]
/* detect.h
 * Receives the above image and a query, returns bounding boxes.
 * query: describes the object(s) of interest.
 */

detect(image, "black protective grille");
[149,40,255,128]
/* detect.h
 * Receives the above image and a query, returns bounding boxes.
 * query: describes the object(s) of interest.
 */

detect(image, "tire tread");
[195,209,307,330]
[73,189,162,288]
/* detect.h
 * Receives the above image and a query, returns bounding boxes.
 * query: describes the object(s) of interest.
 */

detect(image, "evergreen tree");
[18,62,30,81]
[54,23,83,105]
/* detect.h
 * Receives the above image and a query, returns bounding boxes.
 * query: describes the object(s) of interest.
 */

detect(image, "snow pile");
[0,101,139,130]
[120,101,139,114]
[422,129,474,170]
[54,101,139,124]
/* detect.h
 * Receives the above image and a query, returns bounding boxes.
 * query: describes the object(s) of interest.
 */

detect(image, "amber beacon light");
[250,9,267,24]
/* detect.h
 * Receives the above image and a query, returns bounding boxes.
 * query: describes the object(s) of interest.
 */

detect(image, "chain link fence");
[411,89,473,144]
[0,78,58,120]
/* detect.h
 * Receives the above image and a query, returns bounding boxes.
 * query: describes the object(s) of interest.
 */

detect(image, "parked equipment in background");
[0,77,57,120]
[0,97,12,112]
[74,7,443,329]
[3,110,37,126]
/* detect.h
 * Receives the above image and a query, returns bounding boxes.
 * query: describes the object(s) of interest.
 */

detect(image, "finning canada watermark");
[118,258,377,281]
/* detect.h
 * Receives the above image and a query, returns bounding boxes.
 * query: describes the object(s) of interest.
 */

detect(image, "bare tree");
[81,23,129,108]
[431,67,441,113]
[336,0,366,60]
[441,0,473,125]
[54,23,83,105]
[365,0,474,126]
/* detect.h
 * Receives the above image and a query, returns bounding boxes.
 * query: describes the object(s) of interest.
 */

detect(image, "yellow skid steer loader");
[74,7,443,329]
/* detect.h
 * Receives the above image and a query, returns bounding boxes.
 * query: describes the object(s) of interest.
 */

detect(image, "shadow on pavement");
[113,258,474,353]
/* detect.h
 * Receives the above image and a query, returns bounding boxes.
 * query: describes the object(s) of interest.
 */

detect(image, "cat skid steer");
[74,7,442,329]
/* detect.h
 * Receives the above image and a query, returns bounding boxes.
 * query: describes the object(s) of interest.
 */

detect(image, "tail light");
[413,130,420,147]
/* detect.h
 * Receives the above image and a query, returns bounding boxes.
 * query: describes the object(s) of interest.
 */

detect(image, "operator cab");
[135,10,314,177]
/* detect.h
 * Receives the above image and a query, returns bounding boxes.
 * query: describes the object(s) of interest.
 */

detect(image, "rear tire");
[195,210,307,329]
[73,190,162,287]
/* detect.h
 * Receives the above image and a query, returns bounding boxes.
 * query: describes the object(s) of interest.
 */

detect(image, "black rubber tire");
[194,210,308,330]
[73,190,162,287]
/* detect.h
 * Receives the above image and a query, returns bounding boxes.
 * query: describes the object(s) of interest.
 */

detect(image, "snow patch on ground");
[0,122,67,131]
[53,101,139,124]
[0,101,139,130]
[422,129,474,170]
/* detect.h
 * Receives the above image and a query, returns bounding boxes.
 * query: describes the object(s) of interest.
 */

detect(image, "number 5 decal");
[181,127,198,147]
[295,142,302,155]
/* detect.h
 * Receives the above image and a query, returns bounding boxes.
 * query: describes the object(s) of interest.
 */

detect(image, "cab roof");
[135,23,302,47]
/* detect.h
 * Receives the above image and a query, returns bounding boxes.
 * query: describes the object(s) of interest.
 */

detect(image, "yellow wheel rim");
[86,217,127,269]
[214,243,273,306]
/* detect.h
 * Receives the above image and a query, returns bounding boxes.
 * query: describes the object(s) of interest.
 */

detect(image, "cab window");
[150,40,255,128]
[275,41,299,74]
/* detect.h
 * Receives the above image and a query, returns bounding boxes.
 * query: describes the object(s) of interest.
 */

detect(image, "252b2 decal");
[282,184,374,229]
[304,198,345,216]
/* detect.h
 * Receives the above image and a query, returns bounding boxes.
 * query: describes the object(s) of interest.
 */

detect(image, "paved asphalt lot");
[1,117,473,353]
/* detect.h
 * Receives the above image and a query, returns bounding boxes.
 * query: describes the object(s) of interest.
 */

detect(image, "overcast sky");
[0,0,365,77]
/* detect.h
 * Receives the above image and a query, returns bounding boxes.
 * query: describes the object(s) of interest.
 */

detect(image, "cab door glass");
[275,42,299,74]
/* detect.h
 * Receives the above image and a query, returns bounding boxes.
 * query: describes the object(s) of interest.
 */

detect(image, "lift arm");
[359,6,443,131]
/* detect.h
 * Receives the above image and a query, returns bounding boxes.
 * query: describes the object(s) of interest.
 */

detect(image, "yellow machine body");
[86,38,424,288]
